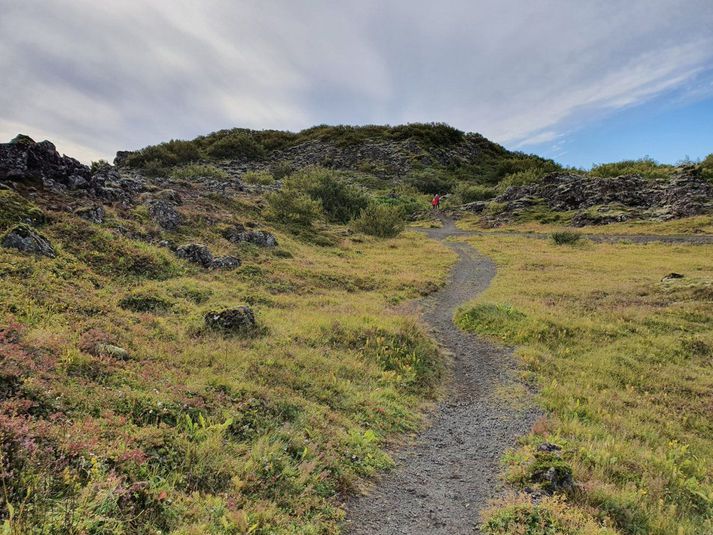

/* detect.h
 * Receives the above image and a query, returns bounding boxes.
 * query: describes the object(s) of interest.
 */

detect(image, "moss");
[0,190,46,230]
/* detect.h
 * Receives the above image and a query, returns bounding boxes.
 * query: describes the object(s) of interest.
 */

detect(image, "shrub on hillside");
[285,167,368,223]
[589,157,674,179]
[170,164,229,180]
[498,167,551,191]
[205,133,266,160]
[0,190,46,230]
[701,153,713,181]
[351,204,405,238]
[124,139,202,171]
[406,169,455,194]
[265,190,322,226]
[453,183,496,204]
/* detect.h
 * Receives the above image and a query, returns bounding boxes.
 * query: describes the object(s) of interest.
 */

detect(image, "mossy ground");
[0,190,455,534]
[457,227,713,534]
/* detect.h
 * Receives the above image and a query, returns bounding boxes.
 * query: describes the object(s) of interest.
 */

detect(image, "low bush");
[701,153,713,181]
[551,231,582,245]
[205,133,265,160]
[170,164,228,181]
[405,169,455,194]
[119,290,174,313]
[265,190,322,227]
[589,157,675,179]
[0,190,46,230]
[351,204,405,238]
[453,183,496,204]
[242,171,275,186]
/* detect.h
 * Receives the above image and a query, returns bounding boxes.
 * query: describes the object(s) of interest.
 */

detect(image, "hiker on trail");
[431,193,441,210]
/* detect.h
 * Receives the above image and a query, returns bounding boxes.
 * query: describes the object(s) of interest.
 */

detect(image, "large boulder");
[2,225,56,258]
[204,306,256,333]
[175,243,240,270]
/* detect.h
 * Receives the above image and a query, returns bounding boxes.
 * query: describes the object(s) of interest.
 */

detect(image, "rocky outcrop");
[146,199,182,230]
[0,135,90,190]
[75,205,105,224]
[2,225,56,257]
[466,169,713,226]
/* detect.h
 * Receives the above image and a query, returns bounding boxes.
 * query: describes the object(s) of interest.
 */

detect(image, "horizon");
[1,1,712,168]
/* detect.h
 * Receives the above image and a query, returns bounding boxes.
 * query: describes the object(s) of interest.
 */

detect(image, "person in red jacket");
[431,193,441,210]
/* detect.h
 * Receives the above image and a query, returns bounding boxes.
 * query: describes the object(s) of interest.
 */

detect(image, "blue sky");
[1,1,712,166]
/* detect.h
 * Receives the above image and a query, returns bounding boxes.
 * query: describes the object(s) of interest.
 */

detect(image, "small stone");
[204,306,256,333]
[2,225,56,258]
[96,343,130,360]
[662,272,684,281]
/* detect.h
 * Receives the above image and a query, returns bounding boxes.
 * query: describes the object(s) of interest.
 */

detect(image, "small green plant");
[90,159,111,173]
[351,204,405,238]
[551,231,582,245]
[242,171,275,185]
[170,164,229,180]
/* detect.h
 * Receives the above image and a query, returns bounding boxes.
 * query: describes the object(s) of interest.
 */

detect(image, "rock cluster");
[0,135,145,205]
[223,224,278,247]
[175,243,240,270]
[464,169,713,226]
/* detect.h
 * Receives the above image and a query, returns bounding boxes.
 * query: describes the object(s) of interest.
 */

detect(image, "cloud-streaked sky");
[2,0,712,167]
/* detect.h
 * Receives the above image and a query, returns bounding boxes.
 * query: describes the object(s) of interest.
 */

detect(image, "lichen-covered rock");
[96,343,130,360]
[146,199,182,230]
[2,225,56,257]
[223,225,278,247]
[175,243,213,267]
[210,255,241,270]
[204,306,256,333]
[75,205,105,224]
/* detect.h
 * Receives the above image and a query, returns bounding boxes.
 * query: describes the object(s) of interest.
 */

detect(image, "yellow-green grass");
[0,204,455,533]
[456,233,713,534]
[456,213,713,235]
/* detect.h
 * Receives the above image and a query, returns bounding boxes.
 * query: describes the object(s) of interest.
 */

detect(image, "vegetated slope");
[458,234,713,535]
[0,134,458,533]
[115,123,560,194]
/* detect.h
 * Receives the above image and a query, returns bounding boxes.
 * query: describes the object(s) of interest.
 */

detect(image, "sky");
[1,0,712,167]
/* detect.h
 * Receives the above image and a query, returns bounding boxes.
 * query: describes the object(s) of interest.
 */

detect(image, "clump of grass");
[242,170,275,185]
[0,190,46,230]
[551,231,581,245]
[170,164,229,180]
[589,156,675,179]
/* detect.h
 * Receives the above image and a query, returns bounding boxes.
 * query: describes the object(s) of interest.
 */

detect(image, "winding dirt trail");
[344,219,539,534]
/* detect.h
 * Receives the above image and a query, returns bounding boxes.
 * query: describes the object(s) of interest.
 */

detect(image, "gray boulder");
[204,306,256,333]
[2,225,56,258]
[211,255,241,270]
[75,205,105,224]
[223,225,278,247]
[146,199,182,230]
[175,243,213,267]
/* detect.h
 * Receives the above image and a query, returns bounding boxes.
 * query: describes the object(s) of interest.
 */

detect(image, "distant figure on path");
[431,193,441,210]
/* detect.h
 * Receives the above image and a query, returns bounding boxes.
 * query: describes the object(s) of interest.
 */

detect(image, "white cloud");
[1,0,712,162]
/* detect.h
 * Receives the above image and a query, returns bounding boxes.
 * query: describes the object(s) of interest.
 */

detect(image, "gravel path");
[344,219,539,534]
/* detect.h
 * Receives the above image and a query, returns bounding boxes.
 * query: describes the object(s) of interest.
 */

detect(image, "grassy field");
[0,195,456,533]
[455,230,713,534]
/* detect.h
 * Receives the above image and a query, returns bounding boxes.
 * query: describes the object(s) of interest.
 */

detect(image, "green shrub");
[205,133,265,160]
[351,204,405,238]
[170,164,228,181]
[285,167,368,223]
[498,167,550,191]
[590,157,674,179]
[242,171,275,186]
[405,169,455,194]
[701,153,713,181]
[90,159,111,173]
[125,139,202,170]
[119,291,174,313]
[453,183,496,204]
[265,190,323,226]
[270,161,295,180]
[551,231,582,245]
[0,190,46,230]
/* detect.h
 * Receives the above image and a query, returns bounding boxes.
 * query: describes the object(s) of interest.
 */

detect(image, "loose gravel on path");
[344,220,539,534]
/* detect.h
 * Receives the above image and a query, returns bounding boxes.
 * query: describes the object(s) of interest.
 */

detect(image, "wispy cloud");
[1,0,712,162]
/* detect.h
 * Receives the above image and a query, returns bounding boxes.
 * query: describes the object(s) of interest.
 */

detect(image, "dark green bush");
[590,157,674,179]
[205,133,265,160]
[453,183,496,203]
[406,169,455,194]
[265,190,322,227]
[700,153,713,181]
[351,204,405,238]
[284,167,368,223]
